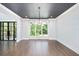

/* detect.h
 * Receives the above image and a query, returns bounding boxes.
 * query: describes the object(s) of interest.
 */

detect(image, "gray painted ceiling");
[2,3,75,19]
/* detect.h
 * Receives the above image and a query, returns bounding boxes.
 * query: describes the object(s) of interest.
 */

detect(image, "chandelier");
[38,6,41,24]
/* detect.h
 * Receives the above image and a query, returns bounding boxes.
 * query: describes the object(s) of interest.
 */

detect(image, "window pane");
[4,23,7,26]
[1,27,3,30]
[42,24,48,34]
[1,31,3,36]
[4,27,7,32]
[36,24,41,36]
[1,23,4,26]
[9,23,13,26]
[30,24,35,36]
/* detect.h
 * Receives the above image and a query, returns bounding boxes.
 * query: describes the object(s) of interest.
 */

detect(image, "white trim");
[16,39,21,42]
[23,37,56,40]
[16,37,56,43]
[23,18,56,21]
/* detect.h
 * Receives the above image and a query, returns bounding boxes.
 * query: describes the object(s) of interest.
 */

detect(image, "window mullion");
[41,22,43,36]
[35,23,36,36]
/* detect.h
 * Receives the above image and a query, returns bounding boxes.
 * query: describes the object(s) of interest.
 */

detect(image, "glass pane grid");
[0,22,16,40]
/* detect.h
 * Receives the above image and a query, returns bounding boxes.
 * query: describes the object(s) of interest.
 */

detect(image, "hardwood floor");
[0,40,78,56]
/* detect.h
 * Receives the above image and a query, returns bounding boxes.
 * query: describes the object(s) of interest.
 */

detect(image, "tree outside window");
[30,23,48,36]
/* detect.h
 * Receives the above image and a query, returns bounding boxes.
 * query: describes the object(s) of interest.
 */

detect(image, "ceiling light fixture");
[50,16,53,18]
[25,16,28,18]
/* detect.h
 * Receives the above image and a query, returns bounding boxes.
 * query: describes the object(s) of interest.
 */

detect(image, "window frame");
[30,21,48,36]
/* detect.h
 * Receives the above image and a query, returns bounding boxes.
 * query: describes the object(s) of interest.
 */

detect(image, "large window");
[30,22,48,36]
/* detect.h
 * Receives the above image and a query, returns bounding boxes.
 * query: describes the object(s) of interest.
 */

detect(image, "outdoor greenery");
[30,23,48,36]
[42,24,48,34]
[30,24,35,36]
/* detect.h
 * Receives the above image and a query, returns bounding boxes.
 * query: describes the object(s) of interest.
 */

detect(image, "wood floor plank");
[0,40,78,56]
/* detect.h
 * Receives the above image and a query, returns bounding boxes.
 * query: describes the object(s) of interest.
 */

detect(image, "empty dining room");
[0,3,79,56]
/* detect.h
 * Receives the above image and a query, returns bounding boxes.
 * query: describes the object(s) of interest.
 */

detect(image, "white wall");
[56,4,79,54]
[48,19,56,39]
[20,18,56,40]
[0,7,16,21]
[21,19,30,40]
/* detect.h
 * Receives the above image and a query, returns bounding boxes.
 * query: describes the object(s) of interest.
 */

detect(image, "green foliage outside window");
[42,24,48,34]
[31,24,35,36]
[30,23,48,36]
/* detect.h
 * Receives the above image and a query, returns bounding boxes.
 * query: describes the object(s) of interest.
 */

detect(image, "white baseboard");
[16,37,56,42]
[16,39,21,42]
[57,39,79,55]
[22,37,56,40]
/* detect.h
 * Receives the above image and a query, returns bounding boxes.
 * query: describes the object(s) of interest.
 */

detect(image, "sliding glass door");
[0,22,16,41]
